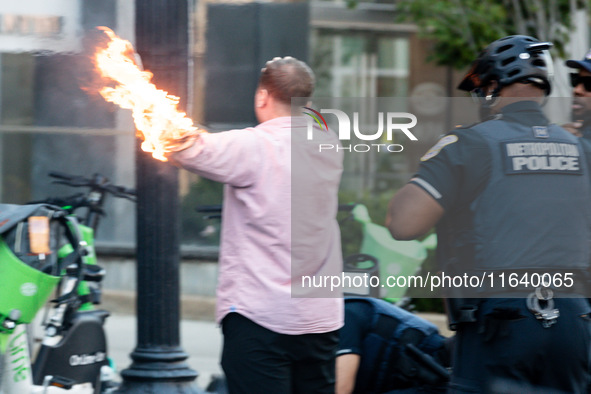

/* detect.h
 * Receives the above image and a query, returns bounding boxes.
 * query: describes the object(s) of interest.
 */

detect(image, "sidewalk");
[102,290,222,390]
[104,313,223,390]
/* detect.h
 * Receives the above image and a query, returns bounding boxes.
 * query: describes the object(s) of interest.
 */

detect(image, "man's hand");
[163,129,204,153]
[562,122,583,137]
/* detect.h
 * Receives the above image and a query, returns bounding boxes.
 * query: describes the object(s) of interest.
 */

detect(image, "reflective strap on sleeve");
[410,177,442,200]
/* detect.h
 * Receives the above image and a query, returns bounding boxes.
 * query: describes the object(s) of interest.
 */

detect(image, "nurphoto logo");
[303,106,328,132]
[304,107,419,153]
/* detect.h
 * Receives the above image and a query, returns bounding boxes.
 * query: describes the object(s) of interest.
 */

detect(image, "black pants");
[448,298,591,393]
[221,313,339,394]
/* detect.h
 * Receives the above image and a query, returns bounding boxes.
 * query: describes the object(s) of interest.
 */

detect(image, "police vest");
[348,297,444,393]
[446,119,591,274]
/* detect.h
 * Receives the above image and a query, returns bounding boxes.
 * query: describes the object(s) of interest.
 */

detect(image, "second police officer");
[386,35,591,393]
[564,49,591,139]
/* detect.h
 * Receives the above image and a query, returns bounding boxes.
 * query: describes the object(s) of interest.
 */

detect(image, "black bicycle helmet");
[458,35,553,96]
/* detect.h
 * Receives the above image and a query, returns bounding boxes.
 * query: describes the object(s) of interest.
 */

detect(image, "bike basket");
[0,204,68,324]
[0,237,60,323]
[352,205,437,300]
[360,222,427,299]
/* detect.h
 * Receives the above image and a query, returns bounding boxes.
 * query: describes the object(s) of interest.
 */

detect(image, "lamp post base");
[115,347,204,393]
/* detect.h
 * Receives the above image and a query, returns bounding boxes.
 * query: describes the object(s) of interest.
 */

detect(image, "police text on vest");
[503,141,582,174]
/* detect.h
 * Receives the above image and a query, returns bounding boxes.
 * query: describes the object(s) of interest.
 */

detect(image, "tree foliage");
[394,0,590,69]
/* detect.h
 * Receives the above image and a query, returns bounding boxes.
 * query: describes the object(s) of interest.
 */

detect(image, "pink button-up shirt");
[172,116,344,334]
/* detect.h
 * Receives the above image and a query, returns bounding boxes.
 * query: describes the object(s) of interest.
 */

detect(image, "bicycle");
[0,203,86,393]
[0,172,135,393]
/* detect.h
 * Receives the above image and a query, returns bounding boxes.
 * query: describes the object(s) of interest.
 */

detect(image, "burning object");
[93,26,202,161]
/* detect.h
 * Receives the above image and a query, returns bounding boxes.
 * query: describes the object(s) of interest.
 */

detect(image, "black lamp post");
[115,0,202,392]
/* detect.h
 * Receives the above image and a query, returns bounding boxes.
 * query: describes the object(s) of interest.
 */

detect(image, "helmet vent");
[501,56,516,66]
[507,69,520,77]
[497,44,513,54]
[531,58,546,67]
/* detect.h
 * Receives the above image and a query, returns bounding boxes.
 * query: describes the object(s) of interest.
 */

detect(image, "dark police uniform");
[578,118,591,141]
[410,101,591,393]
[338,298,450,394]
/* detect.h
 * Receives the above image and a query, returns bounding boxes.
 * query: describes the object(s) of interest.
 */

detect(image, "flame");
[94,26,200,161]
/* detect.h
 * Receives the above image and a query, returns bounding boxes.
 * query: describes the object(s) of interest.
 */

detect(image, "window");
[312,31,410,98]
[0,1,136,248]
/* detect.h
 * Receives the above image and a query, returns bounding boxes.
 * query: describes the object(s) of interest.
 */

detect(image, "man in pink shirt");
[166,57,344,393]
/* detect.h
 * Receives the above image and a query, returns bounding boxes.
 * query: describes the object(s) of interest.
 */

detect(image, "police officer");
[386,35,591,393]
[564,49,591,139]
[336,297,450,394]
